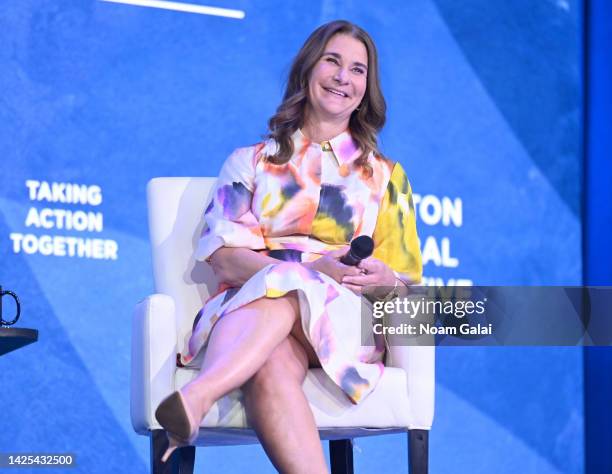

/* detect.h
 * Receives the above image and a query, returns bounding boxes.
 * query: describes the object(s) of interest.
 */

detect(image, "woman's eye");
[326,57,338,64]
[352,68,365,74]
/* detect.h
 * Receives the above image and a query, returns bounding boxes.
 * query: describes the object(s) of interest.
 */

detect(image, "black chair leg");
[329,439,354,474]
[151,429,196,474]
[408,429,428,474]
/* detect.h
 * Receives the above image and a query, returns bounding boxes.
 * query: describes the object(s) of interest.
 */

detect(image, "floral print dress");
[180,129,422,404]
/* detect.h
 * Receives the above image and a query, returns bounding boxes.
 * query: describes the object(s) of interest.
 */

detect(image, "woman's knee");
[245,290,300,324]
[248,336,308,390]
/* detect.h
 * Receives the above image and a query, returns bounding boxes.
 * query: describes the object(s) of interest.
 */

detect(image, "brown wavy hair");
[266,20,386,173]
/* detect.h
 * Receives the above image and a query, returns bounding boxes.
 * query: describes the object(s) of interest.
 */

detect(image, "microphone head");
[351,235,374,260]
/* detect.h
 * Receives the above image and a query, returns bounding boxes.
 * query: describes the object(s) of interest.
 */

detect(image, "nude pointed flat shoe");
[155,391,200,463]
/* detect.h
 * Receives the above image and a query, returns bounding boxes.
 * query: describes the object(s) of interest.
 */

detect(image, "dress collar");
[292,128,361,165]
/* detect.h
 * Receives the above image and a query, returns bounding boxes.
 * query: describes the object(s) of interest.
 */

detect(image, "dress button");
[321,141,331,151]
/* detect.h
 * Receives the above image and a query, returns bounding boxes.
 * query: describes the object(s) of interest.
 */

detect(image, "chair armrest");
[386,345,435,430]
[130,293,178,434]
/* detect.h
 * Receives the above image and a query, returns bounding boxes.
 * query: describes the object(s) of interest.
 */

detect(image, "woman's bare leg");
[179,291,300,422]
[242,333,328,474]
[176,286,328,472]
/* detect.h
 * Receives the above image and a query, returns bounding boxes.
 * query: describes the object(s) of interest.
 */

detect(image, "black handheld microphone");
[340,235,374,266]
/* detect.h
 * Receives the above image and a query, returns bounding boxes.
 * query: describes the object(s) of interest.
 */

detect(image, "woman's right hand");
[303,247,362,283]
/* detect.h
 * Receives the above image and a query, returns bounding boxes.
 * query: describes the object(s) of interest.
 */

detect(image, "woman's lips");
[323,86,349,98]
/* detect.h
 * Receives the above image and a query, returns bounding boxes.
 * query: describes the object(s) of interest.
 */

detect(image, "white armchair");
[131,177,435,474]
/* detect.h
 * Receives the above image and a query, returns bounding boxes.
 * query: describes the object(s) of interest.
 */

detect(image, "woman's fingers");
[327,246,350,260]
[340,264,362,276]
[357,257,396,286]
[342,273,378,286]
[358,257,383,274]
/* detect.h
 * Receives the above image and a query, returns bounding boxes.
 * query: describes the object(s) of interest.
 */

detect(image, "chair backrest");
[146,177,218,354]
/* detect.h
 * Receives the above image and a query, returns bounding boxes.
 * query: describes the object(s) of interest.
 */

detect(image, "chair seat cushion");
[174,366,411,432]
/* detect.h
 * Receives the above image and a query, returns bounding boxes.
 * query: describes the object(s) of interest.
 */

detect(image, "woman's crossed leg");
[179,291,328,473]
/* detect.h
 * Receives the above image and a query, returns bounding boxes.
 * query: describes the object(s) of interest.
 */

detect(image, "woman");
[155,19,422,473]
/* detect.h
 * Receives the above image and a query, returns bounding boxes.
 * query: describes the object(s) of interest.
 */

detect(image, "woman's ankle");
[181,381,213,422]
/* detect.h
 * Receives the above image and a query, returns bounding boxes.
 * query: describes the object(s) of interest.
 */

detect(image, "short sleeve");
[371,162,422,284]
[194,146,266,261]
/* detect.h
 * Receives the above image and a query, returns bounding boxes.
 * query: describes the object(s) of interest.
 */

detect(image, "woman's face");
[307,33,368,125]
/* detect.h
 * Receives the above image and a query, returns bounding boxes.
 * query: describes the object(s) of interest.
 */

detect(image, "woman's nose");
[333,67,349,83]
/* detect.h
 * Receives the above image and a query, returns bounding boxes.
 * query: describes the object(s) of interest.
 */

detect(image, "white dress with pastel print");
[180,129,422,404]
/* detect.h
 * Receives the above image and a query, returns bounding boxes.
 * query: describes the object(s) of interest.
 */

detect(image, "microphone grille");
[351,235,374,259]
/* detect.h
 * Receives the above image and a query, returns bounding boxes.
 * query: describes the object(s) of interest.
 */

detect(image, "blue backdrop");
[584,0,612,472]
[0,1,584,472]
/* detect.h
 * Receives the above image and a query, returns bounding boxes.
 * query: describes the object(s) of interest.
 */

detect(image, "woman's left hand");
[341,257,396,295]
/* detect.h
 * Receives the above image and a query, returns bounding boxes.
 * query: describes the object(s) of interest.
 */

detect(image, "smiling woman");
[154,20,422,473]
[266,21,387,176]
[306,34,368,130]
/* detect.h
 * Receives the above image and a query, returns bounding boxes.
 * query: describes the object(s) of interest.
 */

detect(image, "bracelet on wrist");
[378,277,400,302]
